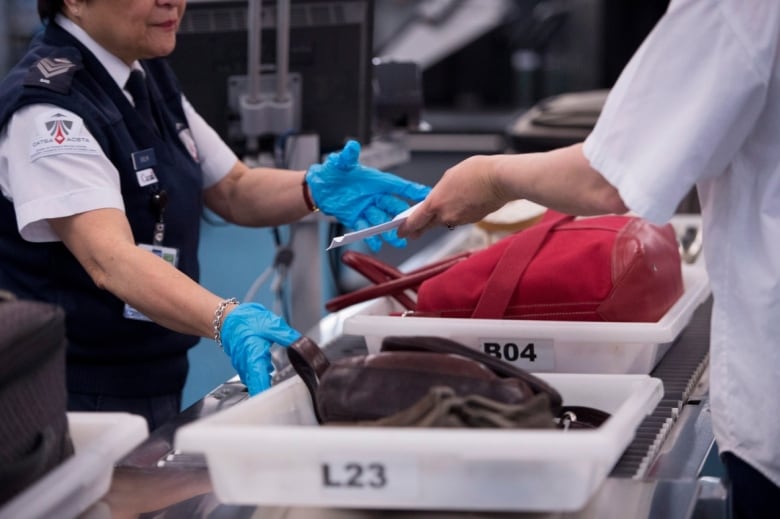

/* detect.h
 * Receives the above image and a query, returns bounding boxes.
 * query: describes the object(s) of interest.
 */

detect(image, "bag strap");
[286,337,331,423]
[471,210,574,319]
[380,335,563,409]
[339,252,417,310]
[325,251,472,312]
[557,405,611,429]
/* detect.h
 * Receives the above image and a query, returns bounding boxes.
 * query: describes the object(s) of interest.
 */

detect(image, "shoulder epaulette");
[24,55,82,94]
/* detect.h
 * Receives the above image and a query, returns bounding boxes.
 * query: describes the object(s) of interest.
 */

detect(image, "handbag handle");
[287,337,331,423]
[325,251,472,312]
[471,210,574,319]
[339,252,417,310]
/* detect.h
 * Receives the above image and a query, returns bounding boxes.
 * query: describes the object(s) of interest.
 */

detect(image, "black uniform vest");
[0,23,206,396]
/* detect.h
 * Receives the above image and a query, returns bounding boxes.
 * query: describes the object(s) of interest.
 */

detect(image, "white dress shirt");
[584,0,780,486]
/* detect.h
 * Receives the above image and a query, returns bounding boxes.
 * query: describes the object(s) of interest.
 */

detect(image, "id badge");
[131,148,158,187]
[123,243,180,321]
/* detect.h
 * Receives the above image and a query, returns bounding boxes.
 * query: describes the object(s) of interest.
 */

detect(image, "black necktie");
[125,70,158,133]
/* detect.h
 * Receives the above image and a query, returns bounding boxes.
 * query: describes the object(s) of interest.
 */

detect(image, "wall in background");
[1,1,39,75]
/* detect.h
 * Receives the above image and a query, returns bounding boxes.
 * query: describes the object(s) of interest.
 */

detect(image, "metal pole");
[247,0,263,104]
[275,0,291,102]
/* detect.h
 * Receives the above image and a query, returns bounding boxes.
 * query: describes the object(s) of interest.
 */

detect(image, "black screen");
[168,0,374,154]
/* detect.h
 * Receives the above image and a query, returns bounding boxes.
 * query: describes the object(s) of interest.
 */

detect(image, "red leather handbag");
[327,210,684,323]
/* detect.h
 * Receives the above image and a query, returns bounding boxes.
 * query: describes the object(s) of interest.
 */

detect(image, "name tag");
[131,148,158,187]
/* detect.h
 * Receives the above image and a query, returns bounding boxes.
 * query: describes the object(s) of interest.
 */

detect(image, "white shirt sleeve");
[0,96,239,242]
[181,96,238,188]
[583,0,770,224]
[0,104,124,242]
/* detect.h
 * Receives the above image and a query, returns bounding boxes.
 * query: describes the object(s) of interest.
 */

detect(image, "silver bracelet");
[213,297,240,349]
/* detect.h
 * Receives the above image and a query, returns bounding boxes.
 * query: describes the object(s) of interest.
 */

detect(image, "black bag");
[0,291,74,505]
[287,335,609,429]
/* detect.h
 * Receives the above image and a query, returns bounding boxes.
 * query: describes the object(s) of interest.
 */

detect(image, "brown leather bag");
[286,335,609,429]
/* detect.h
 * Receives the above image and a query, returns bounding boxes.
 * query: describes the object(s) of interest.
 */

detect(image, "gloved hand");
[220,302,301,396]
[306,140,431,252]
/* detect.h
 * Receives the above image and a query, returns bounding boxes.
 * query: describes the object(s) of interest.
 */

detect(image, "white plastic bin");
[342,261,709,374]
[0,412,148,519]
[175,373,663,512]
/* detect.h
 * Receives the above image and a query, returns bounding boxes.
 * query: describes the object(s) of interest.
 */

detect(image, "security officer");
[0,0,429,430]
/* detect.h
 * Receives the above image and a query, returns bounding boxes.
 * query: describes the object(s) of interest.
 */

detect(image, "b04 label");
[479,337,555,371]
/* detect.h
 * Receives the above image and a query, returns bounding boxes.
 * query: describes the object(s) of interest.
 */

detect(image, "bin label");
[479,337,555,371]
[318,456,418,498]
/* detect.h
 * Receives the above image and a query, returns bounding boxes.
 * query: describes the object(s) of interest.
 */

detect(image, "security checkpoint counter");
[75,221,726,519]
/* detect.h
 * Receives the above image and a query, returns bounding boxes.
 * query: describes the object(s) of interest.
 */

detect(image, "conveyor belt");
[610,296,712,478]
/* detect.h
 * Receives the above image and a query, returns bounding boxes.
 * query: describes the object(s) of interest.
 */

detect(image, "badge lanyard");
[150,189,167,246]
[124,148,179,322]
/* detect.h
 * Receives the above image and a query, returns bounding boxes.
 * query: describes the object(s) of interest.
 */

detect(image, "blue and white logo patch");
[29,110,102,162]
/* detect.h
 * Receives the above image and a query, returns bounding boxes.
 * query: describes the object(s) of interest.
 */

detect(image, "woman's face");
[65,0,186,65]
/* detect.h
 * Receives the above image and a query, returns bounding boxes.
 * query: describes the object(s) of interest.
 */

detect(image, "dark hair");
[38,0,64,23]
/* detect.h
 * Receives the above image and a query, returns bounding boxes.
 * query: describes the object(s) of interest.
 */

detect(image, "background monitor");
[168,0,374,155]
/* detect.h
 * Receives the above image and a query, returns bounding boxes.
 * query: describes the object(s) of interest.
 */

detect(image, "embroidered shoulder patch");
[28,109,102,162]
[24,56,81,94]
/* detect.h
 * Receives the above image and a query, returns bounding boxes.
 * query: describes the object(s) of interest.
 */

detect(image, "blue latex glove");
[306,140,431,252]
[220,303,302,396]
